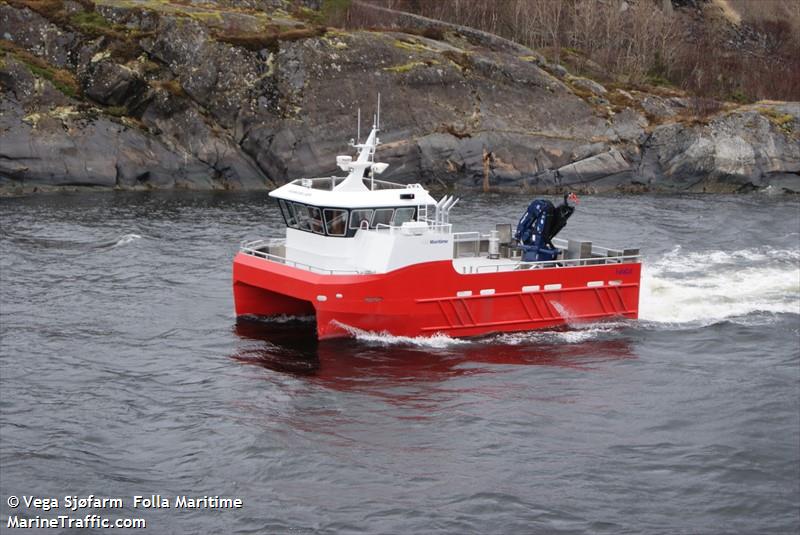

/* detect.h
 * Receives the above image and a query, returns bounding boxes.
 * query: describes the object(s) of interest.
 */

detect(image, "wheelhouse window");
[372,208,394,227]
[305,205,324,234]
[281,203,420,235]
[350,209,374,229]
[393,207,416,225]
[278,199,297,228]
[292,203,311,231]
[324,209,348,236]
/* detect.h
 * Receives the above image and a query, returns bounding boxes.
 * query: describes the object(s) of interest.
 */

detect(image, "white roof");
[270,181,437,209]
[268,124,438,209]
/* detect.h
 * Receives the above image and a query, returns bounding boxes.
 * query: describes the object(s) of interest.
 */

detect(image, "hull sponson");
[233,281,315,318]
[232,252,641,339]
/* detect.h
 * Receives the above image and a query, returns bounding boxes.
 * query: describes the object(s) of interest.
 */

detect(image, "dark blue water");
[1,192,798,534]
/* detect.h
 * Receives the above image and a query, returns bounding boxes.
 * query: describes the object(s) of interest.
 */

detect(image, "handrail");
[240,240,364,275]
[371,222,453,234]
[468,254,642,273]
[288,176,415,191]
[240,238,640,276]
[240,238,282,249]
[453,231,482,242]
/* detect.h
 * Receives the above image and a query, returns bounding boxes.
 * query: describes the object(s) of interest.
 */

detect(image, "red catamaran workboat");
[233,108,641,340]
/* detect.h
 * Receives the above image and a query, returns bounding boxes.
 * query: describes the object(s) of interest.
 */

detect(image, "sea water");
[1,192,798,533]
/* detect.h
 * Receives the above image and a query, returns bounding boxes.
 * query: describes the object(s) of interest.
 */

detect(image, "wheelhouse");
[276,198,426,238]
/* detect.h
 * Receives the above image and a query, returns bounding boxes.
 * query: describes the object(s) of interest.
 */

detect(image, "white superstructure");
[267,108,456,273]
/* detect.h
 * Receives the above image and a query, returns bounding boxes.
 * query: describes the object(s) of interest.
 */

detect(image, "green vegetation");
[760,107,794,133]
[644,73,674,89]
[393,39,435,53]
[93,0,265,24]
[0,39,80,98]
[6,0,74,24]
[36,67,76,96]
[27,64,78,97]
[70,10,111,32]
[213,25,327,52]
[215,33,279,52]
[321,0,351,25]
[184,10,224,24]
[104,105,128,117]
[293,5,324,25]
[383,60,429,74]
[441,50,472,71]
[729,91,751,104]
[292,0,351,26]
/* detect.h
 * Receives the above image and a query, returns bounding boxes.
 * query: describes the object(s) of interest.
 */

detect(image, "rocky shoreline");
[1,0,798,195]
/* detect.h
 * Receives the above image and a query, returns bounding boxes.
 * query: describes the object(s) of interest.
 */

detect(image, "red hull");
[233,253,640,339]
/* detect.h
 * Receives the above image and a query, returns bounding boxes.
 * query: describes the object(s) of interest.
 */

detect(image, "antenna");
[357,108,361,144]
[377,92,381,130]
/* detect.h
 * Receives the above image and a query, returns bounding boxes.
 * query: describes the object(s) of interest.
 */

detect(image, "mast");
[334,95,383,193]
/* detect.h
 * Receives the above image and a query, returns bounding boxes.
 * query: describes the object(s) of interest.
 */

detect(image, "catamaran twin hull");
[233,252,641,340]
[232,101,640,340]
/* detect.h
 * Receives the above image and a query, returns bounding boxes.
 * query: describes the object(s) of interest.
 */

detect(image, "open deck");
[240,229,641,276]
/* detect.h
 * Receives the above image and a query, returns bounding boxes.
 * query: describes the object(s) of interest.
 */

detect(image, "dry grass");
[727,0,800,28]
[710,0,742,25]
[760,106,795,133]
[344,0,800,102]
[9,0,115,35]
[0,38,80,97]
[7,0,71,23]
[216,33,279,51]
[150,78,186,97]
[7,0,147,61]
[214,25,326,51]
[685,96,725,118]
[439,122,471,139]
[441,50,472,71]
[361,25,444,41]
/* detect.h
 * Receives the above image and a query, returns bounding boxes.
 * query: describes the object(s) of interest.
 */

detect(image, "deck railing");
[240,235,641,276]
[288,177,423,192]
[463,254,642,274]
[373,222,453,234]
[239,239,363,275]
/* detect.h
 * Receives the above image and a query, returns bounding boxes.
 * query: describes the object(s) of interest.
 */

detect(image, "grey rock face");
[81,59,147,107]
[639,110,800,192]
[608,108,648,143]
[95,4,161,32]
[557,150,630,186]
[549,63,569,79]
[0,98,196,189]
[0,1,797,194]
[570,76,607,96]
[140,17,268,129]
[141,90,270,189]
[0,5,81,69]
[0,57,71,107]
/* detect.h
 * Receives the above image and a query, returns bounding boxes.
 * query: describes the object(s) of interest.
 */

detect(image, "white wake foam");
[112,234,142,247]
[491,322,627,345]
[332,321,468,348]
[329,246,798,343]
[639,246,800,325]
